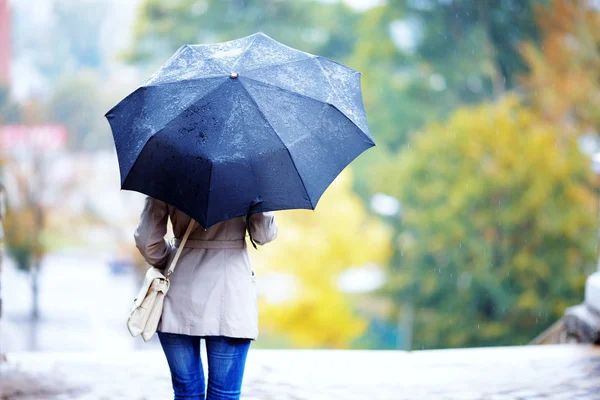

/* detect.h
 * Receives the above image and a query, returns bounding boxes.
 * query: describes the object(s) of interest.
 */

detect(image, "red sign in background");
[0,125,68,150]
[0,0,10,85]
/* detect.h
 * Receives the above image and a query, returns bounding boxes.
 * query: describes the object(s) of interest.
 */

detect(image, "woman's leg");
[205,336,251,400]
[157,331,205,400]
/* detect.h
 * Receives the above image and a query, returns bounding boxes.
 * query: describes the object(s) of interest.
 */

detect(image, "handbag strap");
[165,218,195,280]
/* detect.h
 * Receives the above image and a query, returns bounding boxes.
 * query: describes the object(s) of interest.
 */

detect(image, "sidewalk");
[1,344,599,399]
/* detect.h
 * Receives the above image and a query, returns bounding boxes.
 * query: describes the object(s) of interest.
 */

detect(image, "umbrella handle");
[246,197,263,250]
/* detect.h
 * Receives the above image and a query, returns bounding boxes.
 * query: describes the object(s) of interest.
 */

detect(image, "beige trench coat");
[134,196,277,339]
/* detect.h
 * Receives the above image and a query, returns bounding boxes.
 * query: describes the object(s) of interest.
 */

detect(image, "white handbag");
[127,219,195,342]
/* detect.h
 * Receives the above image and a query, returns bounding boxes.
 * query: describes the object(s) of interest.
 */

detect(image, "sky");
[9,0,143,99]
[10,0,141,52]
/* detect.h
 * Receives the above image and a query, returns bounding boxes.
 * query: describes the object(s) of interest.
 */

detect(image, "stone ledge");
[564,303,600,344]
[0,365,83,400]
[2,345,600,399]
[585,272,600,313]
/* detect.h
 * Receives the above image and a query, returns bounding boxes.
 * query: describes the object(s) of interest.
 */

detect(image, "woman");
[134,196,278,400]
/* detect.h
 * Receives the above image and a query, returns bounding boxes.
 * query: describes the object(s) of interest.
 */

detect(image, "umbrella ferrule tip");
[230,72,239,79]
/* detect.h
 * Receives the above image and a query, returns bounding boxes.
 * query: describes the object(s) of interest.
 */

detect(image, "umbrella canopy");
[106,32,374,228]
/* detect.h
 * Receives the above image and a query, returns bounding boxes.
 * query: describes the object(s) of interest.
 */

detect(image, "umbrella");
[105,32,374,229]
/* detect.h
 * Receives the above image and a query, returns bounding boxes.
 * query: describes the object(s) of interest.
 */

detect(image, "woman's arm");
[248,211,278,246]
[134,197,172,268]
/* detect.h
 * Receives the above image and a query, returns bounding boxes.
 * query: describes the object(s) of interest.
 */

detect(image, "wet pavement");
[2,344,600,399]
[2,255,600,399]
[0,252,157,353]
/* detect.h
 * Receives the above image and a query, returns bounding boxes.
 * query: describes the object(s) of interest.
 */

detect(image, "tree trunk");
[31,181,44,321]
[31,259,40,321]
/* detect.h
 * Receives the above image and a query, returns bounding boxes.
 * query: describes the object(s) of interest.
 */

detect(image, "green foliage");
[403,0,545,88]
[348,0,545,151]
[127,0,360,65]
[374,96,597,348]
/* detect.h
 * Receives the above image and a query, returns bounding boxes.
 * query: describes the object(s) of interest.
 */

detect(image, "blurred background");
[0,0,599,354]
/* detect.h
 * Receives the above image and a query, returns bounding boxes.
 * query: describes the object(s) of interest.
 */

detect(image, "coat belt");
[173,238,247,249]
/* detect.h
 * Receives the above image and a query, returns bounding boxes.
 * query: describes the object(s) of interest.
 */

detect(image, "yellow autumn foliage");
[373,95,597,348]
[520,0,600,137]
[252,169,392,348]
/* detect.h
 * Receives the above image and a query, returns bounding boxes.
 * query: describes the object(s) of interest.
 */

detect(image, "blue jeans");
[157,332,252,400]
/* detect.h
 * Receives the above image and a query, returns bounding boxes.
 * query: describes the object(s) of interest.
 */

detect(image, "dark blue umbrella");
[106,32,374,231]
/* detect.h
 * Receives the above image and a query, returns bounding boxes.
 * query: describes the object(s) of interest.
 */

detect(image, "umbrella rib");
[187,45,231,73]
[241,75,329,105]
[327,104,374,145]
[142,75,228,88]
[205,158,214,228]
[148,78,229,137]
[314,56,356,112]
[240,56,316,75]
[240,76,374,145]
[315,56,372,143]
[238,80,315,210]
[119,79,229,187]
[231,34,260,71]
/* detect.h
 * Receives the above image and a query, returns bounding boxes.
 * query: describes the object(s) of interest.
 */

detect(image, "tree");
[252,170,392,348]
[0,97,78,320]
[373,96,597,348]
[520,0,600,139]
[127,0,359,66]
[4,154,47,320]
[346,0,546,151]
